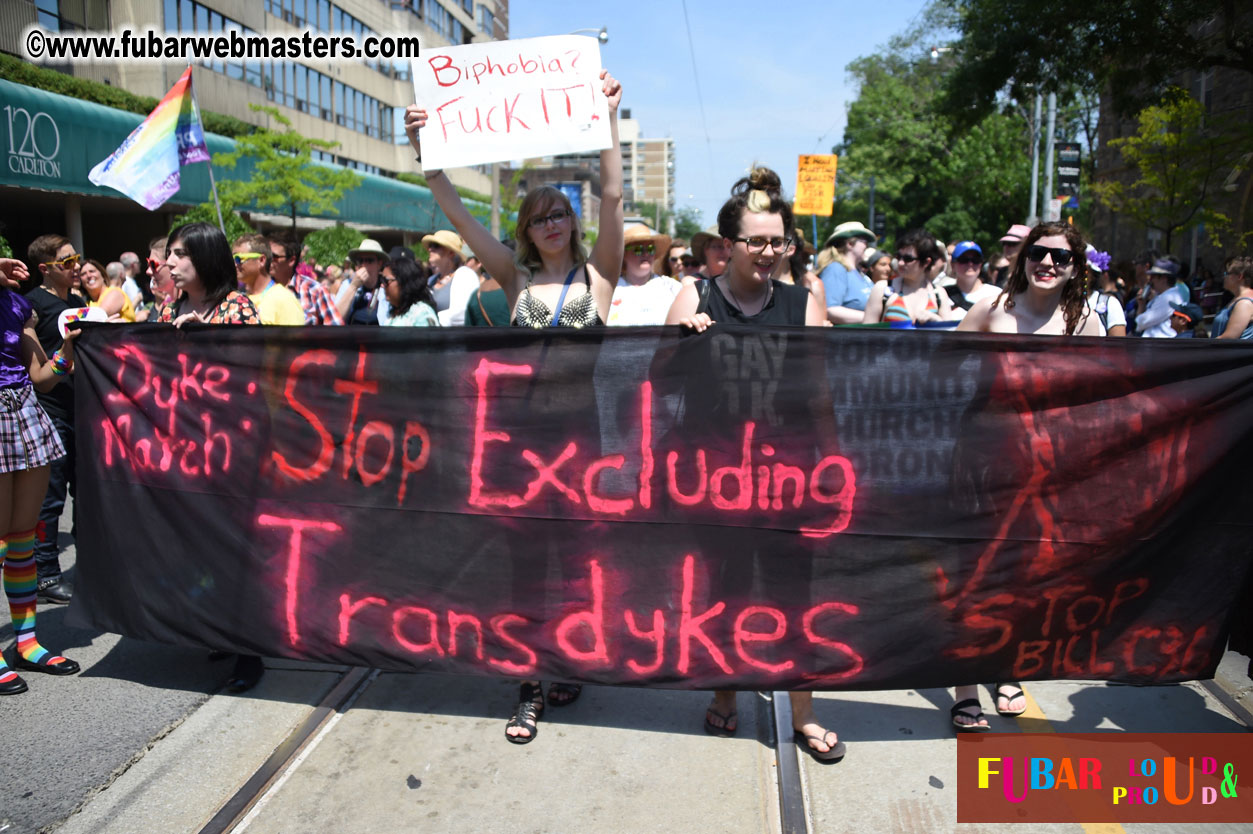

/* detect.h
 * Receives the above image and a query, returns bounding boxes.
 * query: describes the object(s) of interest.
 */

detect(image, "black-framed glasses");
[44,253,80,269]
[734,236,790,253]
[896,254,919,264]
[378,274,396,286]
[1026,245,1074,266]
[527,209,571,229]
[626,244,656,256]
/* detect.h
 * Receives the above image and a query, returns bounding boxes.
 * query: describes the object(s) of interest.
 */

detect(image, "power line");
[679,0,713,173]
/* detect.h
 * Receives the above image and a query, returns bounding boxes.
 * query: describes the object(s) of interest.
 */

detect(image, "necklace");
[723,275,772,317]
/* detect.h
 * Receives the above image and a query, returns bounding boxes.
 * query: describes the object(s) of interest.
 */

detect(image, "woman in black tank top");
[664,168,844,763]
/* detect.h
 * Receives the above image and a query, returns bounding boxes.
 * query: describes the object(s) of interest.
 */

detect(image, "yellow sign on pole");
[794,154,839,216]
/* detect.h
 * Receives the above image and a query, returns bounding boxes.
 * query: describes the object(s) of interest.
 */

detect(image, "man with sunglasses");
[944,241,1000,319]
[606,224,680,326]
[269,235,342,326]
[23,235,88,604]
[234,235,305,326]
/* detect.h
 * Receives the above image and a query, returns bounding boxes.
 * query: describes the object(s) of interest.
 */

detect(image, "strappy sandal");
[995,683,1027,717]
[951,698,991,732]
[506,682,544,744]
[547,682,582,707]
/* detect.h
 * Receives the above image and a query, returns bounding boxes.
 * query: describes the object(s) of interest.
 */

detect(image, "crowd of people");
[0,70,1249,765]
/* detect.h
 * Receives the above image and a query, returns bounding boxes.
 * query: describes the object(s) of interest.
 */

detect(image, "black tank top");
[700,277,810,326]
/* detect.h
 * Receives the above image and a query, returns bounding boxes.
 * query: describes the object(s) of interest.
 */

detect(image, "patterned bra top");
[883,285,939,323]
[512,265,604,328]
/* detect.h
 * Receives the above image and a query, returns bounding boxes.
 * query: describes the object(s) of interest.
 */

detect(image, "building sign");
[1057,142,1081,197]
[794,155,838,216]
[4,104,62,181]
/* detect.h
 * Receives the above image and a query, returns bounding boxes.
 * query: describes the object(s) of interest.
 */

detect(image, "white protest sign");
[412,35,611,170]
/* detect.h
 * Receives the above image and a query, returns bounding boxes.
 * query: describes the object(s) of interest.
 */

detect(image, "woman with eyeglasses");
[665,167,842,763]
[406,70,623,744]
[608,224,681,326]
[949,221,1099,732]
[863,229,953,325]
[404,71,623,331]
[156,223,260,327]
[0,256,83,694]
[80,258,135,322]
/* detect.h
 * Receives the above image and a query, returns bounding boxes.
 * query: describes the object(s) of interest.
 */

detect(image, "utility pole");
[1043,91,1057,220]
[1028,92,1042,223]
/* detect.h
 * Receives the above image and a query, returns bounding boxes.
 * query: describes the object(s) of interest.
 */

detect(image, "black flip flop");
[995,684,1028,716]
[793,730,846,763]
[951,698,991,732]
[704,706,738,737]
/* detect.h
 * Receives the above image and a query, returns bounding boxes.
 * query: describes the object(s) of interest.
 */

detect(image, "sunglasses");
[1025,245,1074,266]
[955,255,984,265]
[627,244,656,256]
[896,254,919,264]
[146,257,168,274]
[44,253,81,269]
[354,256,381,265]
[378,274,396,286]
[234,252,264,267]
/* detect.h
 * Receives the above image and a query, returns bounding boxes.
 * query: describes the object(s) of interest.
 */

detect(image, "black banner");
[69,325,1253,690]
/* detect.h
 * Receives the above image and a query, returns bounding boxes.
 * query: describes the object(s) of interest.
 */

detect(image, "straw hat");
[821,221,877,250]
[347,239,386,259]
[422,229,465,253]
[623,223,671,256]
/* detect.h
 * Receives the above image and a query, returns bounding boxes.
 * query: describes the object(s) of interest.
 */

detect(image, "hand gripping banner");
[68,325,1253,690]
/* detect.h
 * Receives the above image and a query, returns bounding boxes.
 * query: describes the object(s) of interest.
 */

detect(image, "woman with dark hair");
[658,238,688,278]
[863,229,953,324]
[406,70,624,744]
[381,257,438,327]
[783,230,828,314]
[1211,255,1253,340]
[404,70,623,330]
[665,167,842,763]
[156,222,259,326]
[958,222,1101,337]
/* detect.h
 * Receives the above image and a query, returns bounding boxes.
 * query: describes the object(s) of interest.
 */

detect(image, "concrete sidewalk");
[53,654,1251,834]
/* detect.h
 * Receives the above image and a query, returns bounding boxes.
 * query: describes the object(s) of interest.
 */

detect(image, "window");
[477,6,493,34]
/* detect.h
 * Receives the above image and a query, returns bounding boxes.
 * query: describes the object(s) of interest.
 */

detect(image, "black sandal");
[506,682,544,744]
[547,682,582,707]
[995,683,1027,716]
[951,698,991,732]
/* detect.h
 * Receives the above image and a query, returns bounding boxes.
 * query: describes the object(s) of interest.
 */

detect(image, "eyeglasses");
[733,236,790,253]
[270,251,290,261]
[44,253,80,269]
[896,254,919,264]
[234,252,264,267]
[1025,245,1074,266]
[955,256,984,265]
[378,274,396,286]
[354,256,381,265]
[146,257,169,274]
[668,255,682,263]
[626,244,656,256]
[527,209,571,229]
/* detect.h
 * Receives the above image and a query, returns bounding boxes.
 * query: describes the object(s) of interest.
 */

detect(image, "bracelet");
[50,349,71,376]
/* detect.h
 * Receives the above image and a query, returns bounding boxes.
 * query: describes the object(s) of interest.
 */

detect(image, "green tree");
[673,206,703,240]
[302,224,365,269]
[170,202,252,241]
[935,0,1253,119]
[214,104,363,234]
[1091,89,1249,250]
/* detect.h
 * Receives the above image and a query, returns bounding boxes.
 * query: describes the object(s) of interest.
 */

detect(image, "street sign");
[794,154,838,216]
[873,211,886,239]
[1057,142,1081,197]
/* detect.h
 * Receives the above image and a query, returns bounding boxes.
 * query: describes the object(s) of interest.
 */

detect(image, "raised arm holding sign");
[405,66,624,327]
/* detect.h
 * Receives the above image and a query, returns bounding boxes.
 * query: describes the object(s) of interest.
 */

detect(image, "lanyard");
[550,266,580,326]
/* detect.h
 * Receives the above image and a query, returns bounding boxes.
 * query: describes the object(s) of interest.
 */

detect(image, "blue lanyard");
[550,266,580,326]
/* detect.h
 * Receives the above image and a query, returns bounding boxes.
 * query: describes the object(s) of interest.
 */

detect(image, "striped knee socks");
[4,529,68,668]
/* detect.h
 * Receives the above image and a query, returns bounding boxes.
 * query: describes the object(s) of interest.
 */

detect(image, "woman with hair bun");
[666,167,843,763]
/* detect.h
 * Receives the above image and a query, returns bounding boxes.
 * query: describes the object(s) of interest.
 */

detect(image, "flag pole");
[188,66,226,233]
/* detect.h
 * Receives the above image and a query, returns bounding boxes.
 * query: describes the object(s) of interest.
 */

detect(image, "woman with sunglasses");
[380,256,438,327]
[863,230,953,325]
[608,224,680,326]
[657,239,688,279]
[665,168,842,763]
[157,223,259,327]
[0,256,83,694]
[949,222,1099,731]
[80,258,135,322]
[406,70,623,743]
[944,242,999,321]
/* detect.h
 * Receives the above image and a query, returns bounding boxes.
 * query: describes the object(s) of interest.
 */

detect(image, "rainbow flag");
[89,66,210,210]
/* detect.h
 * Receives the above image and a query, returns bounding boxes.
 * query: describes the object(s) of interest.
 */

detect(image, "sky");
[510,0,935,229]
